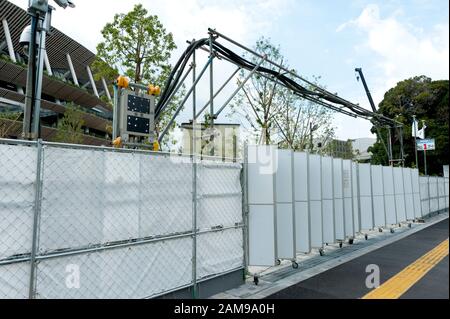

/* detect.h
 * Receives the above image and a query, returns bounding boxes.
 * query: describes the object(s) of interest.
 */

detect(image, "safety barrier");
[1,139,447,297]
[246,145,449,267]
[419,175,449,218]
[0,138,244,299]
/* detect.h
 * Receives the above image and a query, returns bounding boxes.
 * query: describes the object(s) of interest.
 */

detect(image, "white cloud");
[9,0,291,54]
[337,4,449,105]
[8,0,293,140]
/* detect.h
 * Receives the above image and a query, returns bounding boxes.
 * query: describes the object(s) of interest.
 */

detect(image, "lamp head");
[53,0,75,8]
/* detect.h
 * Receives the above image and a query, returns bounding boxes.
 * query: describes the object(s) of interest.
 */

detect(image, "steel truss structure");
[155,28,405,164]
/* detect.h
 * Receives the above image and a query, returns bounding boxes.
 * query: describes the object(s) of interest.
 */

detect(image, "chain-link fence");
[0,138,244,299]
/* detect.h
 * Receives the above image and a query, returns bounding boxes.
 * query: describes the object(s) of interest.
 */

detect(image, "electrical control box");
[118,90,156,144]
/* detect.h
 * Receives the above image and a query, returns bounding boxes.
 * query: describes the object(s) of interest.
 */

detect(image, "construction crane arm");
[355,68,377,113]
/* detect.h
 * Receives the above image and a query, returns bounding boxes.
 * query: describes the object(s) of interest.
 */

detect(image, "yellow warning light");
[148,84,161,96]
[112,136,122,148]
[117,76,129,89]
[153,140,160,152]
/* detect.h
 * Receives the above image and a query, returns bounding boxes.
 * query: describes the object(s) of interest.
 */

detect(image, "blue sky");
[9,0,450,140]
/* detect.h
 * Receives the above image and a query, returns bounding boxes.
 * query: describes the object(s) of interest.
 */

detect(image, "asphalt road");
[267,218,449,299]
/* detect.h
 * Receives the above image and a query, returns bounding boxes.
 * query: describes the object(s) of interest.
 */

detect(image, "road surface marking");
[363,238,449,299]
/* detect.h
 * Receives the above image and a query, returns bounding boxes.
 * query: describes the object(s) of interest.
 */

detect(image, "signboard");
[119,90,156,142]
[417,139,435,151]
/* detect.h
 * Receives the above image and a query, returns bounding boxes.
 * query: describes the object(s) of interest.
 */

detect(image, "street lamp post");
[413,115,419,170]
[22,0,75,140]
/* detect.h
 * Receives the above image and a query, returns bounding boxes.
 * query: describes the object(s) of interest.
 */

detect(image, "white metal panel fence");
[322,156,335,244]
[343,160,354,238]
[358,163,374,231]
[246,145,449,267]
[420,176,430,216]
[383,166,397,225]
[247,145,276,266]
[411,169,422,219]
[393,167,407,222]
[333,158,345,241]
[371,165,386,228]
[403,168,416,221]
[294,152,310,253]
[352,162,360,233]
[309,154,323,248]
[275,150,295,260]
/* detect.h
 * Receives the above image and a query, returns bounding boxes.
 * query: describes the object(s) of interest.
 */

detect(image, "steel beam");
[214,57,265,119]
[209,28,401,126]
[158,56,214,144]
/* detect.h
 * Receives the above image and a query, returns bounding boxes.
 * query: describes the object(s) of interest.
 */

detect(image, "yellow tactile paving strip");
[363,238,449,299]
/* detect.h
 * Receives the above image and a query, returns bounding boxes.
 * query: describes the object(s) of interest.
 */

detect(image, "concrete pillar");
[2,19,24,94]
[101,77,112,101]
[2,19,16,63]
[86,65,99,97]
[66,53,79,86]
[44,51,53,76]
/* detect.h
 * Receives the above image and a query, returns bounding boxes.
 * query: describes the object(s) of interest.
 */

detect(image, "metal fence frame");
[1,137,448,298]
[0,138,244,299]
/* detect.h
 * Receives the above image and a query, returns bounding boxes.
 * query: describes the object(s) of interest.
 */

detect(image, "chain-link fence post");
[28,138,43,299]
[242,142,249,279]
[191,155,198,299]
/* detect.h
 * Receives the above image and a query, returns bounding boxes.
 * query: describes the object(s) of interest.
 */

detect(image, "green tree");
[0,112,23,138]
[230,37,335,148]
[96,4,176,84]
[369,76,449,175]
[322,139,354,159]
[54,105,85,144]
[230,37,285,145]
[95,4,180,147]
[274,76,335,152]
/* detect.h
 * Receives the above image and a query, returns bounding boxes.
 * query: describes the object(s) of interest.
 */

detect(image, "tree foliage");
[96,4,176,84]
[329,140,354,159]
[369,76,449,175]
[274,78,335,152]
[95,4,181,147]
[0,112,23,138]
[54,104,85,144]
[230,37,335,149]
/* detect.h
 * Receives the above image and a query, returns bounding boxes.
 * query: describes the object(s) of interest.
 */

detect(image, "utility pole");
[413,115,418,170]
[422,120,427,176]
[387,126,393,166]
[424,147,428,176]
[22,0,75,140]
[310,123,318,153]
